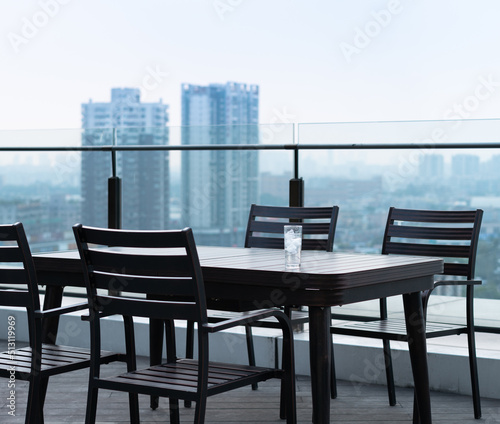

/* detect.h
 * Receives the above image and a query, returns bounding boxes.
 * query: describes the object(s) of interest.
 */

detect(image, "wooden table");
[34,246,443,424]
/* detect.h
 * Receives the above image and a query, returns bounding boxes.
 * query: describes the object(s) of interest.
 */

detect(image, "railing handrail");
[2,141,500,152]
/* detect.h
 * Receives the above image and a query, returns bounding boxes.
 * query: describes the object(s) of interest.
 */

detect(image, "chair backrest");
[73,225,207,324]
[0,222,40,311]
[382,207,483,280]
[244,204,339,251]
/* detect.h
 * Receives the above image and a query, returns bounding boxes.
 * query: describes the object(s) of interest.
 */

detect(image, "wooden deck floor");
[2,351,499,424]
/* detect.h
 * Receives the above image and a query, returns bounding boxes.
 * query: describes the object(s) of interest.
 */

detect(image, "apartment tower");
[81,88,169,229]
[181,82,259,246]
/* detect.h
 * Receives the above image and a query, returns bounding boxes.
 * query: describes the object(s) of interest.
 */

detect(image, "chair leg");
[276,336,287,419]
[128,393,140,424]
[25,377,42,424]
[467,329,481,419]
[330,338,337,399]
[169,398,180,424]
[466,286,481,419]
[245,324,258,390]
[149,318,164,410]
[84,386,99,424]
[38,377,50,424]
[123,316,140,422]
[185,320,195,408]
[194,397,208,424]
[382,339,396,406]
[282,326,297,424]
[412,391,420,424]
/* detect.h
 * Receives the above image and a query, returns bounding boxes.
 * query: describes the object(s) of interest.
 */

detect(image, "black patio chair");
[184,204,339,398]
[330,207,483,419]
[0,222,120,424]
[73,224,296,424]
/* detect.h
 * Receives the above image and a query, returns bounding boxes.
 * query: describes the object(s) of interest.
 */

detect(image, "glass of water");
[284,225,302,269]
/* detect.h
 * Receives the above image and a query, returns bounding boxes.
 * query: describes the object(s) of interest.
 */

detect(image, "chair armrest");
[434,279,482,288]
[204,309,292,333]
[81,310,119,321]
[34,302,88,319]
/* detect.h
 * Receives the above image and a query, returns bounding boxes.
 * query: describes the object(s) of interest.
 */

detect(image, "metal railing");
[1,119,500,302]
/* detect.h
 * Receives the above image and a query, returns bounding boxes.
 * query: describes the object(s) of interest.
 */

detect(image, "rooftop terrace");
[1,341,500,424]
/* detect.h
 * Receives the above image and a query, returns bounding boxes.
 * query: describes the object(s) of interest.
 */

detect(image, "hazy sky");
[1,0,499,131]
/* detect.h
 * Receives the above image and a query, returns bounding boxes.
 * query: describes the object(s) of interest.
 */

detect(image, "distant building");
[419,154,444,180]
[485,154,500,178]
[259,172,290,206]
[0,201,16,226]
[181,82,259,246]
[451,154,480,177]
[81,88,169,229]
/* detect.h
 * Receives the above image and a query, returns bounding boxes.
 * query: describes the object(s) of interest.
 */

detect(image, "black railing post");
[289,177,304,207]
[108,175,121,229]
[289,144,304,207]
[108,136,122,229]
[108,145,122,296]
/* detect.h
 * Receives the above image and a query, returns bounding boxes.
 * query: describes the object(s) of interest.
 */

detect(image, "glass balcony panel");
[299,121,500,302]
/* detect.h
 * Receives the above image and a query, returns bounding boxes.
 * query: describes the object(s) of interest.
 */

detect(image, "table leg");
[309,306,331,424]
[149,318,164,410]
[41,286,64,344]
[403,292,432,424]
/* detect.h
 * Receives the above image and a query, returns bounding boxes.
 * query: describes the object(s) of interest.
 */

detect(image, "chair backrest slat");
[389,208,478,223]
[244,204,339,252]
[384,243,472,259]
[0,223,39,310]
[73,224,207,323]
[77,226,188,248]
[387,225,474,241]
[85,249,193,277]
[2,290,34,307]
[0,268,28,285]
[95,296,199,321]
[382,207,483,280]
[0,246,25,262]
[249,221,333,236]
[92,271,196,296]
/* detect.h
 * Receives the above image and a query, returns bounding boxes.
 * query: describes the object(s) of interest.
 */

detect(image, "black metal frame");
[0,223,121,424]
[330,207,484,419]
[73,224,297,424]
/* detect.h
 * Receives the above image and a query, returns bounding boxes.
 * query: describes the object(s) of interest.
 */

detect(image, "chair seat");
[331,318,467,341]
[207,309,309,328]
[101,359,280,399]
[0,344,119,377]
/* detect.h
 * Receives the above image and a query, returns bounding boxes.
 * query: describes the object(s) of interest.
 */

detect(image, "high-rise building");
[451,154,480,177]
[81,88,169,229]
[418,154,444,180]
[181,82,259,246]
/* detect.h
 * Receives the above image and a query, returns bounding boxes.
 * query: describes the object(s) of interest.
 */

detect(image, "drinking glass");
[284,225,302,269]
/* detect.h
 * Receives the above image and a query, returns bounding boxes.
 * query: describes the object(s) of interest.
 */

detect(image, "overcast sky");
[1,0,499,131]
